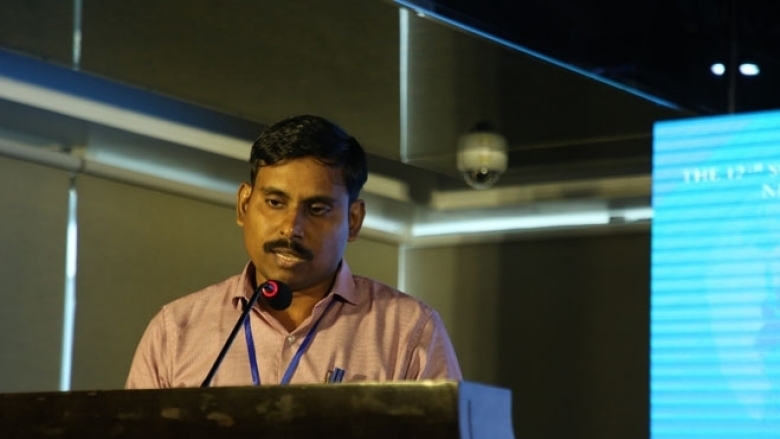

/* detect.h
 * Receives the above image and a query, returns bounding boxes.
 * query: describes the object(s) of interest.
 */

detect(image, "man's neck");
[264,292,322,332]
[261,274,336,332]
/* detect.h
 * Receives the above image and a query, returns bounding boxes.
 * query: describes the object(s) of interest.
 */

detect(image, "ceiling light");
[411,211,610,237]
[710,63,725,76]
[739,63,760,76]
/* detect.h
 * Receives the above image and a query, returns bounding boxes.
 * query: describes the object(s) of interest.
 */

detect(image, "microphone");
[201,279,293,387]
[261,279,293,311]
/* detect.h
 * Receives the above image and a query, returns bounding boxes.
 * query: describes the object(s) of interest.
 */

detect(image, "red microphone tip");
[261,280,278,298]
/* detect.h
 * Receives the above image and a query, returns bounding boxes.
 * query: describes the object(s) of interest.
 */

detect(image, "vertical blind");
[0,156,70,392]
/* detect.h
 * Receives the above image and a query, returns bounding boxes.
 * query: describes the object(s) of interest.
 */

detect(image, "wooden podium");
[0,380,514,439]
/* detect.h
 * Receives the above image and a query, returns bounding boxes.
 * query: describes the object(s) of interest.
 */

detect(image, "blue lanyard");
[242,298,336,385]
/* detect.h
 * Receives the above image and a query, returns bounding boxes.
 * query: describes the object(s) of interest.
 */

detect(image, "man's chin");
[266,270,312,291]
[256,266,308,290]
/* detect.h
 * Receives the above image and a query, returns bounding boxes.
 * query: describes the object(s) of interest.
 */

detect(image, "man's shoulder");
[160,273,243,320]
[351,275,435,314]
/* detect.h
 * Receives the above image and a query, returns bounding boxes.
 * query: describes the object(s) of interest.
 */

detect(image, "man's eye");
[266,199,284,208]
[309,204,331,216]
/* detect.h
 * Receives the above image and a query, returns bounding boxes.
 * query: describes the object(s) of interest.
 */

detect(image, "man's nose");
[280,207,305,239]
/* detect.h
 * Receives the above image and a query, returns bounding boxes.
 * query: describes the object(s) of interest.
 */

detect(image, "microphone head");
[260,280,293,311]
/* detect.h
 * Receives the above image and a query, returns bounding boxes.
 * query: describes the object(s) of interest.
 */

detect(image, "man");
[125,115,461,388]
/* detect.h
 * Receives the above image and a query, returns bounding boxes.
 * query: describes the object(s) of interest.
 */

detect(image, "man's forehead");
[254,159,348,198]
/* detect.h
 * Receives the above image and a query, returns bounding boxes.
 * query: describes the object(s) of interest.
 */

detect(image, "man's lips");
[272,248,308,269]
[273,248,305,260]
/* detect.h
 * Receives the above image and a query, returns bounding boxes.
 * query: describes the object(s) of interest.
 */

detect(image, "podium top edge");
[0,380,511,397]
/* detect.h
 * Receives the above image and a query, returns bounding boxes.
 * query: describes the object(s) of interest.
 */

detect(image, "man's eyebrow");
[259,186,290,200]
[305,195,338,205]
[259,187,338,205]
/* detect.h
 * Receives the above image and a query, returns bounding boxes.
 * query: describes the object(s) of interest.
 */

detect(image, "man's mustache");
[263,239,314,261]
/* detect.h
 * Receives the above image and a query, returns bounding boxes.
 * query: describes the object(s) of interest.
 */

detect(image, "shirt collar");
[232,260,360,308]
[329,261,359,305]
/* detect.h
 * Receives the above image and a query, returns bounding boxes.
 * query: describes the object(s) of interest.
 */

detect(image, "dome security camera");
[456,131,508,190]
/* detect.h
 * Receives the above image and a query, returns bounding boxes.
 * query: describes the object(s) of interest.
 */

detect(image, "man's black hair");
[249,115,368,202]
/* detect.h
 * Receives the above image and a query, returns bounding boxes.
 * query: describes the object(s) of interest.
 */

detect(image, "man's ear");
[347,199,366,242]
[236,182,252,226]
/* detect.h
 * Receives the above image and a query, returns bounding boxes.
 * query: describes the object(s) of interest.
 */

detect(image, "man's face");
[236,157,364,292]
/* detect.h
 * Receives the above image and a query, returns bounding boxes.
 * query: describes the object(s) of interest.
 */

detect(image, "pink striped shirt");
[125,262,461,388]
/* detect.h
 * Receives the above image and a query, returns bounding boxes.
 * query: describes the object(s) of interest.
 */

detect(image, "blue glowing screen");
[651,110,780,437]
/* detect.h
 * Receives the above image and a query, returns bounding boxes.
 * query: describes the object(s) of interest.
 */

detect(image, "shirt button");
[286,335,296,344]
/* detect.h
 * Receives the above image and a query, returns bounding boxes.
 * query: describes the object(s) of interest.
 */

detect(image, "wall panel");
[72,175,247,390]
[0,155,70,392]
[404,232,650,439]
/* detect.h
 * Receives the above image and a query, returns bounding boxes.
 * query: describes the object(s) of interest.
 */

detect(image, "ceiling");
[403,0,780,115]
[1,0,746,229]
